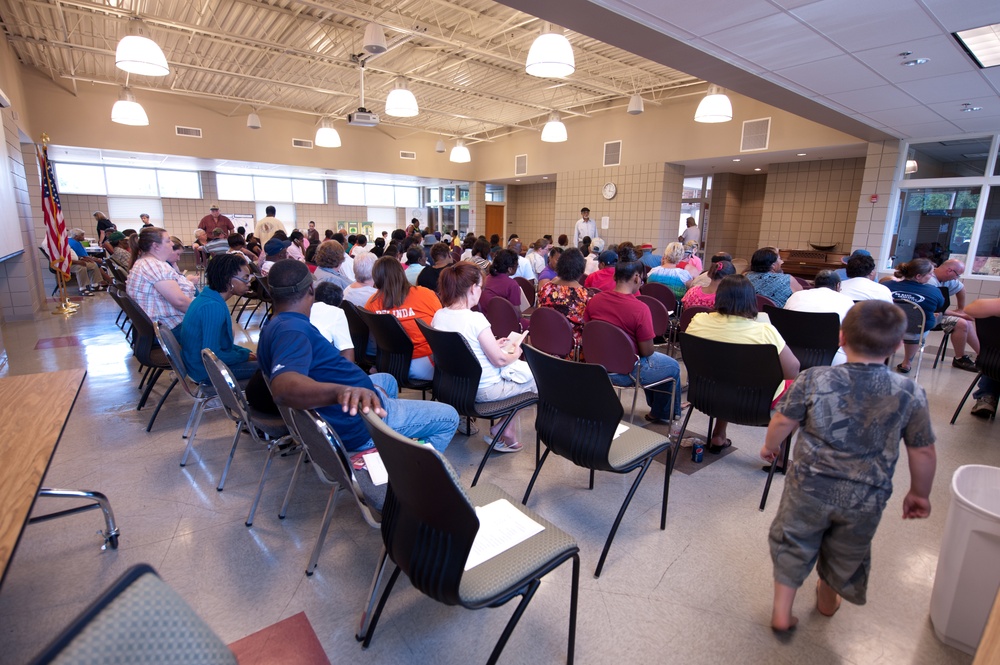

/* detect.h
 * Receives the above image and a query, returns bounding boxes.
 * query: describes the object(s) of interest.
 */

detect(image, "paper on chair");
[464,499,544,571]
[614,422,629,439]
[363,451,388,486]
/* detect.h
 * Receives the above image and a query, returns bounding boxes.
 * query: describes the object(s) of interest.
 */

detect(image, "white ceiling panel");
[862,105,945,126]
[926,97,1000,119]
[853,35,975,83]
[605,0,779,36]
[774,55,885,94]
[950,114,1000,133]
[891,119,964,138]
[791,0,941,51]
[702,13,841,70]
[897,71,998,103]
[826,86,920,113]
[919,0,1000,33]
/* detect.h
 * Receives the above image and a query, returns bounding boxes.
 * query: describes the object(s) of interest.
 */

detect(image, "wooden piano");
[779,249,849,280]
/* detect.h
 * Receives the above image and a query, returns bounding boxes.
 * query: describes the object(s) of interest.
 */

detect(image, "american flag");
[37,143,72,278]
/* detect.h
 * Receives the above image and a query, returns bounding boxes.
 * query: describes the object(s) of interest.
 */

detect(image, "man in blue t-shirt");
[257,259,458,452]
[67,228,109,294]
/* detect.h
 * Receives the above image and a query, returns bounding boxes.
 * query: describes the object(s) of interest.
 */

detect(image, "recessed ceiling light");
[754,168,762,171]
[542,176,549,179]
[732,158,741,162]
[954,23,1000,68]
[515,179,521,181]
[901,58,930,66]
[797,153,807,156]
[960,103,984,112]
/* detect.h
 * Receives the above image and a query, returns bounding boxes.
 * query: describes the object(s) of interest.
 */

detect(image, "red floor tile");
[229,612,330,665]
[34,336,83,349]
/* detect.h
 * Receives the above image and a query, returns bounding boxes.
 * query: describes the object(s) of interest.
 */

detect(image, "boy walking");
[761,300,937,632]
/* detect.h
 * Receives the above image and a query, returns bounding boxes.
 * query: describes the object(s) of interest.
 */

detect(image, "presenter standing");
[573,207,597,248]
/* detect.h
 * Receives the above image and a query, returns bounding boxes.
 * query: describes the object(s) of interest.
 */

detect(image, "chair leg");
[279,449,307,519]
[145,377,178,432]
[671,408,695,474]
[628,384,640,424]
[306,485,340,576]
[359,564,402,648]
[759,434,791,511]
[471,410,517,487]
[246,440,281,526]
[217,425,242,491]
[34,488,121,548]
[522,448,551,505]
[588,469,595,490]
[136,367,162,410]
[180,399,208,466]
[486,579,541,665]
[357,547,391,641]
[138,365,152,389]
[660,447,672,529]
[567,553,579,665]
[950,371,983,424]
[595,459,652,578]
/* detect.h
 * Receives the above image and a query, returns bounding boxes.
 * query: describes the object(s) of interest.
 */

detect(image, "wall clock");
[602,182,617,200]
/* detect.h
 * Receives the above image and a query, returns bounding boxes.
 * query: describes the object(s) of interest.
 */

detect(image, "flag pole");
[38,133,78,315]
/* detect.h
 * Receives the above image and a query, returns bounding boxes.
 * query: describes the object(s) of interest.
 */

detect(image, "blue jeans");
[365,373,459,453]
[974,375,999,399]
[609,352,682,420]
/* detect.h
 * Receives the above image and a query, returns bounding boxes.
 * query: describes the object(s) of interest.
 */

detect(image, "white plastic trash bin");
[929,464,1000,655]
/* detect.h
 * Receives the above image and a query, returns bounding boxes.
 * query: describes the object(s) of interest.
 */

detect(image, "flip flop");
[708,438,732,454]
[895,363,911,374]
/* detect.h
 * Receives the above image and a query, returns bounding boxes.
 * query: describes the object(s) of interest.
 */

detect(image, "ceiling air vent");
[175,125,202,138]
[399,150,416,160]
[515,154,527,176]
[603,140,622,167]
[741,118,770,152]
[292,138,314,149]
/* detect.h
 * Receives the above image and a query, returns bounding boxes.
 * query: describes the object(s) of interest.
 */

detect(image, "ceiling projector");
[348,109,380,127]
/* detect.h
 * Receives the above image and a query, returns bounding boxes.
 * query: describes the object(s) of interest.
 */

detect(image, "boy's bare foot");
[816,579,842,617]
[771,615,798,633]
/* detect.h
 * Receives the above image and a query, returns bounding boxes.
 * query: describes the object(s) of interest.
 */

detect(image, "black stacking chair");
[355,308,432,398]
[676,333,791,511]
[201,350,290,521]
[341,301,376,372]
[357,411,580,665]
[763,306,841,370]
[520,344,673,577]
[893,299,927,380]
[116,293,171,414]
[931,286,952,369]
[950,316,1000,424]
[417,320,538,485]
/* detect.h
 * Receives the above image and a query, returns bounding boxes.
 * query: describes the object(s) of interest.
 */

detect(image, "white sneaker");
[484,434,522,453]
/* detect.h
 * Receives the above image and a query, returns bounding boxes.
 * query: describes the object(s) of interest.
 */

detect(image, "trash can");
[929,464,1000,655]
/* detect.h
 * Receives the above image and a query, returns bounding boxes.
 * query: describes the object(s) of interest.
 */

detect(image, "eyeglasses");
[232,275,251,285]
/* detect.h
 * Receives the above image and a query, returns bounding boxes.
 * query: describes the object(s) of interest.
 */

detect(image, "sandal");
[895,363,911,374]
[708,438,732,454]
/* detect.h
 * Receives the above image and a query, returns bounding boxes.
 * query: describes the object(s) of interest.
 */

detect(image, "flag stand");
[51,268,78,315]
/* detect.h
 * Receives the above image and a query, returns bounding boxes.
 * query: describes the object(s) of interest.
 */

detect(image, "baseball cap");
[842,248,872,264]
[107,231,126,243]
[210,204,220,210]
[599,250,618,266]
[639,243,655,251]
[264,238,291,256]
[590,237,605,253]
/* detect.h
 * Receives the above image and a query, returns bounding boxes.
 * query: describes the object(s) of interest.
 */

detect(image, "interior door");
[485,204,504,240]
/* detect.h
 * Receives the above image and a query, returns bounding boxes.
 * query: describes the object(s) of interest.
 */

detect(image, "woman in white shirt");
[308,282,354,362]
[432,261,535,453]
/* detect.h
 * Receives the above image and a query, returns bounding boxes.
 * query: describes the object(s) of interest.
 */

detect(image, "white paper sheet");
[363,451,388,486]
[464,499,544,571]
[614,422,629,439]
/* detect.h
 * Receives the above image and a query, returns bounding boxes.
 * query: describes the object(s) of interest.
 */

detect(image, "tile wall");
[737,174,767,261]
[506,182,556,242]
[0,120,44,326]
[759,157,865,253]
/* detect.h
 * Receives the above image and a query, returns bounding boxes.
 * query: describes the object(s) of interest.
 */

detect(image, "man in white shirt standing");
[839,254,893,302]
[573,207,597,248]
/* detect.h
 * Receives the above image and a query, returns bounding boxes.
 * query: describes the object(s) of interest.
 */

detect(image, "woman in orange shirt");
[365,256,441,381]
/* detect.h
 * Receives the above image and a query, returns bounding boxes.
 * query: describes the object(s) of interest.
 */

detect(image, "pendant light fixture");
[246,111,261,129]
[450,140,471,163]
[315,118,342,148]
[111,87,149,126]
[540,113,567,142]
[363,22,388,54]
[115,17,169,77]
[385,79,419,117]
[694,84,733,123]
[627,94,644,115]
[435,139,446,153]
[525,23,575,78]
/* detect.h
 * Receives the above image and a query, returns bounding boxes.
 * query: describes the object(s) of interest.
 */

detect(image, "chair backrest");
[37,246,57,276]
[361,410,477,604]
[288,408,382,526]
[30,564,236,665]
[637,294,670,338]
[677,305,711,333]
[763,306,841,370]
[155,321,207,399]
[756,294,777,310]
[108,261,129,284]
[936,286,950,314]
[974,316,1000,382]
[415,320,482,416]
[117,293,160,367]
[355,308,416,384]
[522,344,624,471]
[341,301,373,365]
[514,276,536,307]
[678,332,784,427]
[731,258,749,274]
[201,349,255,432]
[581,320,639,375]
[484,296,522,338]
[526,306,575,358]
[639,282,677,316]
[893,299,926,337]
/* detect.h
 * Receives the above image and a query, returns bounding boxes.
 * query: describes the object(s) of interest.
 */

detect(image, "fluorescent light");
[954,23,1000,68]
[385,80,419,117]
[363,22,387,55]
[315,118,341,148]
[111,88,149,126]
[627,94,644,115]
[540,113,567,142]
[694,84,733,123]
[450,140,471,163]
[525,23,575,78]
[115,18,169,77]
[246,112,261,129]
